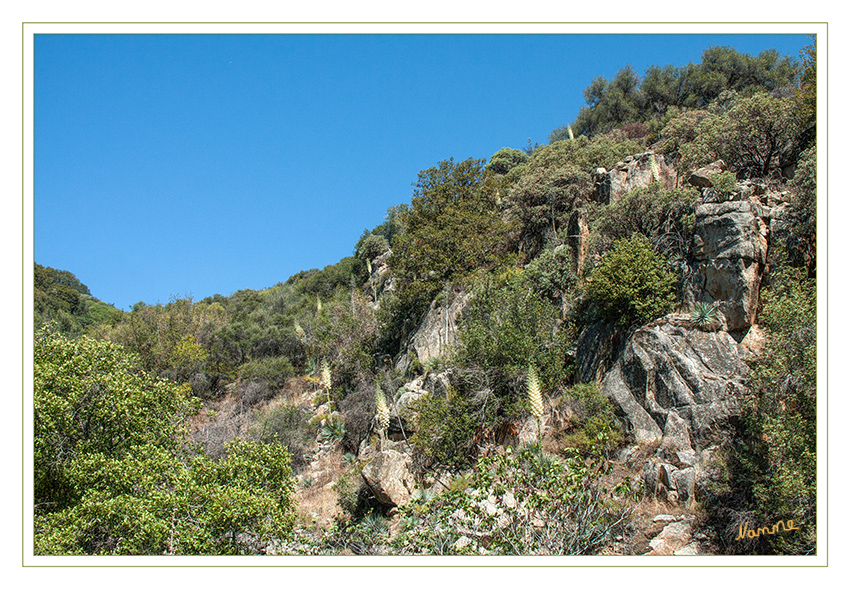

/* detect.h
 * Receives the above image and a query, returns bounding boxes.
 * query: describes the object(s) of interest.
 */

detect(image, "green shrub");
[237,355,295,393]
[586,234,678,326]
[703,266,816,554]
[33,329,296,555]
[458,270,569,389]
[409,387,480,472]
[249,403,313,470]
[589,183,699,264]
[556,383,623,455]
[710,170,737,196]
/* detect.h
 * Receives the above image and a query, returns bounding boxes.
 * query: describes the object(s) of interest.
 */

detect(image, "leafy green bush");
[393,446,633,555]
[237,355,295,391]
[35,440,296,555]
[33,329,296,554]
[710,170,737,196]
[34,329,200,513]
[485,147,529,175]
[458,270,569,389]
[586,234,678,326]
[589,183,699,264]
[703,266,816,555]
[409,387,481,472]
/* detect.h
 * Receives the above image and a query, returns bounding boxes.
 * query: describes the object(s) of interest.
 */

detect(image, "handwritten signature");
[735,519,800,541]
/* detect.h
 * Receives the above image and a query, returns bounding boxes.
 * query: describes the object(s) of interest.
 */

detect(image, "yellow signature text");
[735,519,800,541]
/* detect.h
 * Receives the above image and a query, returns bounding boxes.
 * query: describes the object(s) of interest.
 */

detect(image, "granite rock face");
[594,151,679,204]
[396,290,470,374]
[684,201,770,331]
[601,317,747,449]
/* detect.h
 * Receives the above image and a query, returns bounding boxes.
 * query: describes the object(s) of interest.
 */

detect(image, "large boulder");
[360,449,416,508]
[396,290,470,373]
[601,317,747,450]
[684,201,770,331]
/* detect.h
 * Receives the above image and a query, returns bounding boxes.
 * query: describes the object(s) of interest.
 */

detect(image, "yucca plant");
[321,359,332,405]
[690,301,719,329]
[319,413,346,445]
[375,384,390,451]
[527,363,544,453]
[649,153,660,183]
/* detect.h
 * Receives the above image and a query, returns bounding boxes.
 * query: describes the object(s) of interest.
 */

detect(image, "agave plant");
[690,301,719,329]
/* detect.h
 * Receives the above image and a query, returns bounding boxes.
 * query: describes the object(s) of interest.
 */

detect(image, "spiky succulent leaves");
[690,302,718,328]
[527,364,543,420]
[375,385,390,433]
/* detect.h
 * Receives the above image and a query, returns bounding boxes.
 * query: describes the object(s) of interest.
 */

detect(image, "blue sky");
[33,32,812,310]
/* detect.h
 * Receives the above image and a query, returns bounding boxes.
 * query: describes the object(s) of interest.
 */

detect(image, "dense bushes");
[566,46,799,138]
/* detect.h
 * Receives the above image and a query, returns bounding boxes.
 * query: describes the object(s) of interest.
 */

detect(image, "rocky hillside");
[34,43,817,556]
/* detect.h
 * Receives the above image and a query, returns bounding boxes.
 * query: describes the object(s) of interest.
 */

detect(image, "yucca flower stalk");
[375,384,390,451]
[321,359,332,405]
[568,125,575,141]
[294,321,306,344]
[649,153,660,183]
[527,363,544,453]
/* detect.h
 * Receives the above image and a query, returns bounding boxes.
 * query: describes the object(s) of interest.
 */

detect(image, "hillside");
[33,42,817,556]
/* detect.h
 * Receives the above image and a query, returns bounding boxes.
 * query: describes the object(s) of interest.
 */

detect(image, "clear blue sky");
[34,32,811,310]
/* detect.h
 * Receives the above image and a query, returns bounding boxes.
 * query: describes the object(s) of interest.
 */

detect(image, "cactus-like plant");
[375,385,390,451]
[527,363,544,452]
[690,301,719,329]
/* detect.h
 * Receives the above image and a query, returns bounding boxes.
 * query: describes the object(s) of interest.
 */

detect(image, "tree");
[389,157,515,335]
[33,329,297,554]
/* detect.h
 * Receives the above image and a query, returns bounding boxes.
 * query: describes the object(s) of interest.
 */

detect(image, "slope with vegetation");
[33,39,817,556]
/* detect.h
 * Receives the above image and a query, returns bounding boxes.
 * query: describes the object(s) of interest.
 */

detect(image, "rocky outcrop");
[360,448,416,507]
[396,289,470,373]
[684,201,770,331]
[602,317,747,451]
[594,151,679,204]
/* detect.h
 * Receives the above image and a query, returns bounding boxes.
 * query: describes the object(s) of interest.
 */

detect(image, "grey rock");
[684,201,770,331]
[395,290,470,373]
[361,449,416,508]
[688,160,727,188]
[601,321,747,450]
[672,467,697,504]
[594,151,679,204]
